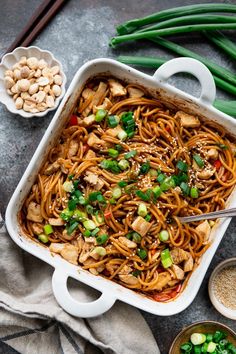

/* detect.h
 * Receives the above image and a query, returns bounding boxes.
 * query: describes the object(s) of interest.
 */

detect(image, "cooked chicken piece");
[82,87,94,99]
[87,132,104,147]
[131,216,151,237]
[90,247,106,260]
[27,202,43,223]
[84,237,96,243]
[68,140,79,157]
[83,114,95,126]
[172,264,185,280]
[108,79,127,97]
[79,243,92,263]
[44,160,60,175]
[85,149,96,159]
[118,274,139,285]
[151,250,161,262]
[197,168,215,180]
[118,264,133,275]
[127,87,144,98]
[31,223,43,235]
[154,272,171,291]
[207,148,218,160]
[89,268,99,275]
[118,236,137,249]
[49,243,64,253]
[60,244,79,265]
[94,97,112,112]
[184,254,194,272]
[195,220,211,243]
[170,248,189,264]
[106,125,124,137]
[176,111,200,128]
[83,82,107,116]
[48,218,64,226]
[84,171,105,191]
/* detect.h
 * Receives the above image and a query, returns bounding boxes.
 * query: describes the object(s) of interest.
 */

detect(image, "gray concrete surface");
[0,0,236,353]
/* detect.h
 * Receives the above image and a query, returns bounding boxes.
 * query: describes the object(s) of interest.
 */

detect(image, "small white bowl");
[0,46,66,118]
[208,258,236,320]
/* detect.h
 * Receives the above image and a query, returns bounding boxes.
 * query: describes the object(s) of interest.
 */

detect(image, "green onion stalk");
[116,3,236,34]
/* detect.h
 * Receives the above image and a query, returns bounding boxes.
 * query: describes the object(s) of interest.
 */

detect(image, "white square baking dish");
[5,57,236,318]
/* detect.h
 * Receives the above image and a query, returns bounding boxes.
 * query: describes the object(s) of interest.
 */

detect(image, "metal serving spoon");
[178,208,236,223]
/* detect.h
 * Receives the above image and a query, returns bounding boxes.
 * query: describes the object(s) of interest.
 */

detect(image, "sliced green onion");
[73,189,82,198]
[138,203,148,217]
[161,249,173,268]
[97,194,106,203]
[172,172,188,186]
[107,115,119,128]
[83,220,97,230]
[118,180,128,188]
[117,130,128,141]
[112,186,122,199]
[190,333,206,346]
[44,224,53,235]
[73,180,80,189]
[91,227,100,236]
[207,342,217,353]
[83,229,91,237]
[159,230,169,242]
[160,176,176,191]
[126,233,133,240]
[206,334,213,343]
[132,270,141,277]
[180,182,190,196]
[157,173,166,183]
[180,343,193,352]
[139,161,150,174]
[216,143,228,150]
[96,234,109,245]
[153,185,162,198]
[213,331,226,343]
[60,208,73,221]
[176,160,188,172]
[125,150,137,159]
[190,187,199,199]
[94,210,104,224]
[132,232,142,243]
[89,191,101,202]
[109,197,116,205]
[63,181,74,193]
[68,174,74,180]
[135,189,152,201]
[38,234,49,243]
[137,248,147,260]
[145,214,152,222]
[95,109,107,122]
[108,148,119,158]
[100,159,121,173]
[93,246,106,256]
[149,168,158,177]
[118,159,130,170]
[68,199,77,211]
[67,221,79,235]
[73,209,87,221]
[85,205,94,214]
[115,144,123,152]
[193,154,204,168]
[78,196,88,205]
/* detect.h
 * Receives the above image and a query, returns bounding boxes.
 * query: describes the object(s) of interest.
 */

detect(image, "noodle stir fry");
[19,77,236,302]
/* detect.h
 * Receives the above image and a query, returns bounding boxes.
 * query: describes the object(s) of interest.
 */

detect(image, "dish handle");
[52,268,116,318]
[153,57,216,106]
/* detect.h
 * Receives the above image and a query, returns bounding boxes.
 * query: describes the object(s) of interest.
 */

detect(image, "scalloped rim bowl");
[169,321,236,354]
[208,257,236,320]
[0,46,66,118]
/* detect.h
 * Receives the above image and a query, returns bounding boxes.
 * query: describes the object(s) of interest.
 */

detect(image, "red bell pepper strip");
[214,159,222,170]
[69,115,78,126]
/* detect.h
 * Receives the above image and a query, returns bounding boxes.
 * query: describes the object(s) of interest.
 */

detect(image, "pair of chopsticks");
[2,0,66,59]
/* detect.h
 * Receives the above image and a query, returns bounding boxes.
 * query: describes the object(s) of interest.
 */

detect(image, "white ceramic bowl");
[0,46,66,118]
[5,57,236,318]
[208,258,236,320]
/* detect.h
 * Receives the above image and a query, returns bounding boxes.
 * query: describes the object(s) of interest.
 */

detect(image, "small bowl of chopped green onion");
[169,321,236,354]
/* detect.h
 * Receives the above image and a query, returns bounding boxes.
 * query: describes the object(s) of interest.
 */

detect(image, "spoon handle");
[178,208,236,223]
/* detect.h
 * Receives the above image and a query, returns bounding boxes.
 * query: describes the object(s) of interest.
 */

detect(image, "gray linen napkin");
[0,215,160,354]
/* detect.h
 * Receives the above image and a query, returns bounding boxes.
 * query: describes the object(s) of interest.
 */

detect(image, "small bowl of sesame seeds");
[209,258,236,320]
[0,46,66,118]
